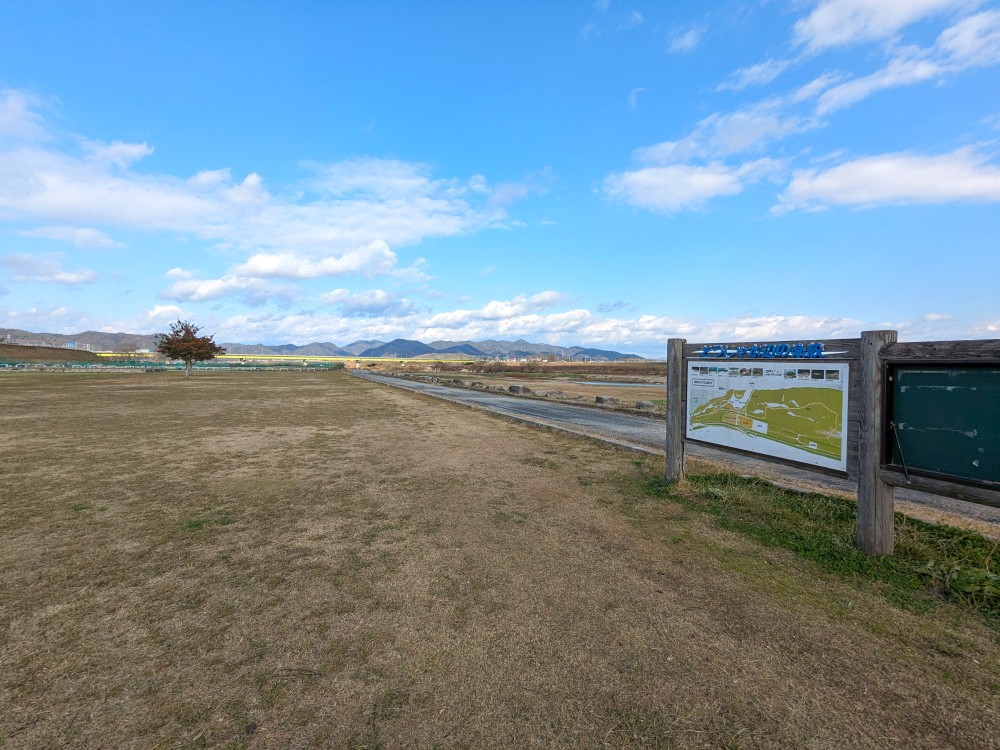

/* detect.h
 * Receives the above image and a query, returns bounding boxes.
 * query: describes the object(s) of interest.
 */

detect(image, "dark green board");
[889,366,1000,486]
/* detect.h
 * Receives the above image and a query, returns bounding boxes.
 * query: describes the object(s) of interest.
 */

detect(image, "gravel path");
[354,371,1000,532]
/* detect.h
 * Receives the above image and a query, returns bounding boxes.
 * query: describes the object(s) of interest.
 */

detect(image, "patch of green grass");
[185,519,206,530]
[644,471,1000,623]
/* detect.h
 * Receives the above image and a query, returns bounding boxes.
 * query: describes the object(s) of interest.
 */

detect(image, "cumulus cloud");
[412,309,870,353]
[423,291,565,328]
[231,240,418,280]
[146,304,186,321]
[793,0,977,53]
[776,147,1000,211]
[19,225,121,248]
[0,253,97,284]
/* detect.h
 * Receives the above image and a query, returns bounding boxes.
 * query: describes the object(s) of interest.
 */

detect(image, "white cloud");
[163,275,297,304]
[613,6,1000,217]
[628,87,647,109]
[793,0,978,53]
[717,59,792,92]
[84,140,154,169]
[804,10,1000,115]
[0,89,48,142]
[19,225,121,248]
[321,288,415,317]
[0,253,97,284]
[618,10,645,31]
[308,158,446,201]
[5,289,993,354]
[924,312,952,321]
[0,92,507,268]
[165,267,194,279]
[938,8,1000,67]
[410,310,870,353]
[605,158,782,213]
[635,98,819,164]
[669,26,702,53]
[487,167,555,208]
[146,304,186,321]
[232,240,413,280]
[814,10,1000,116]
[776,147,1000,211]
[816,48,944,115]
[424,291,565,328]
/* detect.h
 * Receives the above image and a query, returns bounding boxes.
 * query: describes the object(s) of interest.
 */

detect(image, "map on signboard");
[686,362,850,471]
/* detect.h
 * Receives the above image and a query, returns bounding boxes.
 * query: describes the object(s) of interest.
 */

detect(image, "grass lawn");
[1,370,998,749]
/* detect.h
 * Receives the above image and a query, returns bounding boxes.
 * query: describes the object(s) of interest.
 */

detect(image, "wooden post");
[857,329,897,555]
[666,338,686,483]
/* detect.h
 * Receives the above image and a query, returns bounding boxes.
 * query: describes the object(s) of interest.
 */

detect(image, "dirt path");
[2,371,998,749]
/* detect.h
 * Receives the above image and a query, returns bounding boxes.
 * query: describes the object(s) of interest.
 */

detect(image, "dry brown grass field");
[2,371,998,749]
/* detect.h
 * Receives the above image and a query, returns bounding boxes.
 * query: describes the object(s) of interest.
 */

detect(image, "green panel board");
[890,366,1000,485]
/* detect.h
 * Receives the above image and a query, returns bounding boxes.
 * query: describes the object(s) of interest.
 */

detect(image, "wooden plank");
[857,330,897,555]
[666,338,685,483]
[883,339,1000,362]
[878,469,1000,509]
[846,420,861,480]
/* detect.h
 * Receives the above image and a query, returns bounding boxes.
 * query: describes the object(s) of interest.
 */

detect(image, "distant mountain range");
[0,328,644,361]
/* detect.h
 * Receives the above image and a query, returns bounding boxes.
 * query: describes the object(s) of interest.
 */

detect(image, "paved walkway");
[353,371,1000,531]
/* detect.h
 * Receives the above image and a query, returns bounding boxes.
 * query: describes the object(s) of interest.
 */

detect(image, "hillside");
[358,339,436,358]
[0,344,103,364]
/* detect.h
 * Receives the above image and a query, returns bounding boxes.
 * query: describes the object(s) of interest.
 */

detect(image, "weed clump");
[646,472,1000,625]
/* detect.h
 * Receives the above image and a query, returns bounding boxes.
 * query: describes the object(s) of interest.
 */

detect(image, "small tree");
[155,320,226,377]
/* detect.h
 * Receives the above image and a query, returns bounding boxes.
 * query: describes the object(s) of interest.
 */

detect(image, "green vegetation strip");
[644,471,1000,623]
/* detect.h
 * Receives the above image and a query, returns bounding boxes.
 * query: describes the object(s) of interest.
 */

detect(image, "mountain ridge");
[0,327,644,360]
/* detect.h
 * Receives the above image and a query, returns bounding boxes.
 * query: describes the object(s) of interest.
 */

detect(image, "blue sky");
[1,0,998,356]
